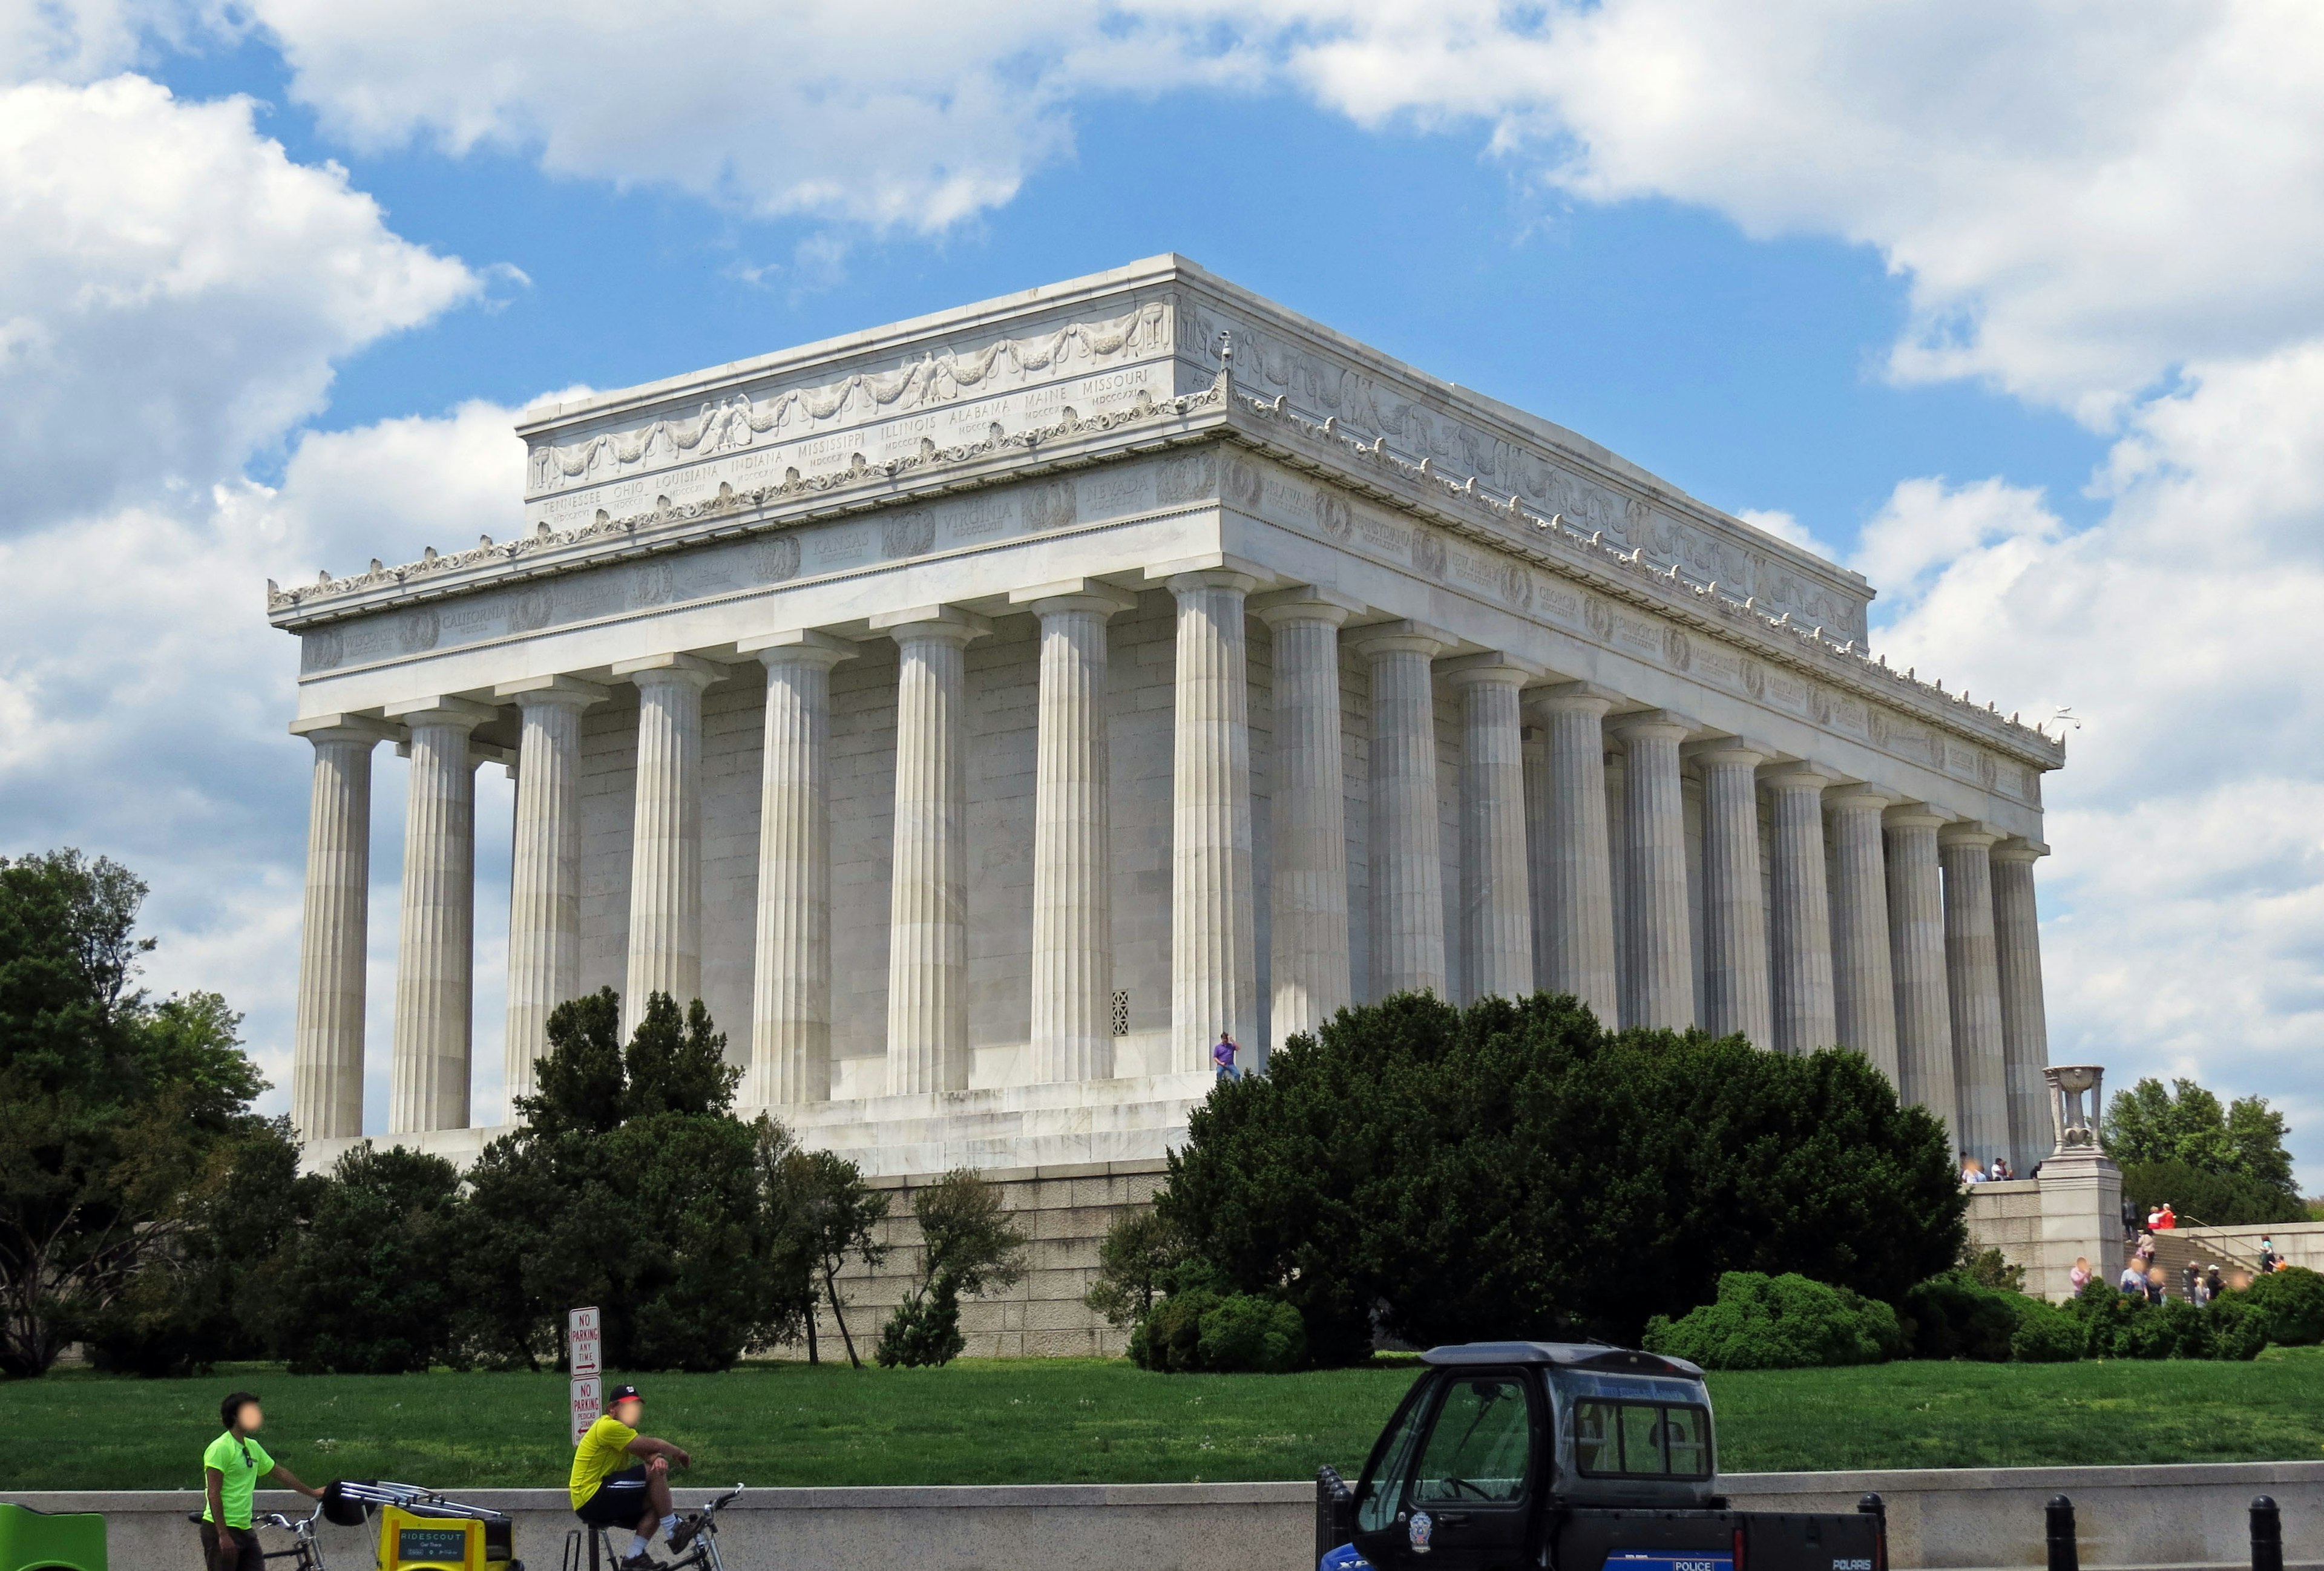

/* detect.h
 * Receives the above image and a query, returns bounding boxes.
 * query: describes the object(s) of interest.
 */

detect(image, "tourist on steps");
[1213,1030,1241,1083]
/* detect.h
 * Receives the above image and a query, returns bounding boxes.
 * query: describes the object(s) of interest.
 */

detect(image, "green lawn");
[8,1348,2324,1493]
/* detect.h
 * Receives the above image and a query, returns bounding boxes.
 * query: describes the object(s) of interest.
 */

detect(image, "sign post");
[568,1307,602,1445]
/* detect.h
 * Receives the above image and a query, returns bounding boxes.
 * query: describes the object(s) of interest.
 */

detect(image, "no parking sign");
[568,1307,602,1445]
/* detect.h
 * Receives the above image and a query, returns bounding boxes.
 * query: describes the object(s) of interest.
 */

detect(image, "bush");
[2202,1294,2269,1360]
[1902,1274,2019,1361]
[2240,1267,2324,1346]
[2116,1296,2208,1359]
[258,1144,464,1374]
[2008,1297,2084,1363]
[1158,993,1966,1360]
[1642,1272,1900,1369]
[1131,1288,1306,1373]
[875,1274,965,1368]
[1198,1293,1308,1373]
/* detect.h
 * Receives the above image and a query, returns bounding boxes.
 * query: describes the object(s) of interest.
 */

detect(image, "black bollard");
[2251,1496,2283,1571]
[1859,1494,1886,1520]
[2047,1495,2079,1571]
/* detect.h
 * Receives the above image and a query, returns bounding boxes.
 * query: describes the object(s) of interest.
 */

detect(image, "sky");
[4,1,2322,1178]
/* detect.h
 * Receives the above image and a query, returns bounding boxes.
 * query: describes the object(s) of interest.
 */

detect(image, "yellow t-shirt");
[570,1415,638,1507]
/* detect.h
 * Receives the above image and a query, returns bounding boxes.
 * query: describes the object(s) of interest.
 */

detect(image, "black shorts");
[576,1465,651,1528]
[200,1521,265,1571]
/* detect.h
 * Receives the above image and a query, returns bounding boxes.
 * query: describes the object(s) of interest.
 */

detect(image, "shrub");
[875,1274,965,1368]
[1198,1294,1309,1373]
[1902,1274,2018,1361]
[2201,1294,2268,1361]
[1158,993,1966,1360]
[2116,1296,2208,1359]
[257,1144,464,1374]
[2009,1298,2084,1363]
[1642,1272,1900,1369]
[1130,1287,1220,1372]
[2240,1267,2324,1346]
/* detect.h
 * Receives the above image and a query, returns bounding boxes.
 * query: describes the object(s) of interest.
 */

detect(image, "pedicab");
[0,1501,107,1571]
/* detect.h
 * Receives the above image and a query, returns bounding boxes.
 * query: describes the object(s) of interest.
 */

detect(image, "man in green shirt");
[202,1391,323,1571]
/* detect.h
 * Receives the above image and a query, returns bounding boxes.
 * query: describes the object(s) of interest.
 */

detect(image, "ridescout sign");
[568,1306,602,1445]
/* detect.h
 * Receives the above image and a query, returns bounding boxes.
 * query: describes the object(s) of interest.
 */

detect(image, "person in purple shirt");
[1212,1031,1241,1081]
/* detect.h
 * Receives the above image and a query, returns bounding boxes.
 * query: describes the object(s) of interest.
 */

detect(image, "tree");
[1159,992,1966,1362]
[256,1144,464,1374]
[2106,1077,2299,1199]
[877,1170,1026,1366]
[1084,1210,1187,1330]
[779,1149,888,1368]
[458,989,798,1371]
[0,851,274,1376]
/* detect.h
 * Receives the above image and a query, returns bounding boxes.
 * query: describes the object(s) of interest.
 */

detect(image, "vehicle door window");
[1573,1400,1713,1480]
[1356,1379,1435,1532]
[1411,1376,1532,1504]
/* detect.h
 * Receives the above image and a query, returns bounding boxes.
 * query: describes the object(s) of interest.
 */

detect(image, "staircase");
[2143,1224,2263,1300]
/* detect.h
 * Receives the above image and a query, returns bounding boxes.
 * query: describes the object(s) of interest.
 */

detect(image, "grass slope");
[7,1349,2324,1493]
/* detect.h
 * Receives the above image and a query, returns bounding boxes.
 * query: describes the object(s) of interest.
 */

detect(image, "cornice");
[1209,379,2065,773]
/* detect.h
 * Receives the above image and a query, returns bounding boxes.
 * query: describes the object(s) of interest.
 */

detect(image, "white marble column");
[874,607,989,1096]
[1884,804,1957,1129]
[738,631,857,1106]
[1825,786,1900,1083]
[1445,655,1536,1004]
[1528,684,1621,1026]
[290,717,390,1140]
[1993,838,2053,1175]
[1252,589,1358,1043]
[1693,738,1772,1045]
[1942,823,2011,1167]
[386,697,496,1133]
[1522,724,1551,988]
[1351,622,1452,1000]
[1014,582,1137,1082]
[613,653,723,1031]
[1166,570,1259,1071]
[495,676,608,1110]
[1612,710,1695,1031]
[1766,764,1839,1055]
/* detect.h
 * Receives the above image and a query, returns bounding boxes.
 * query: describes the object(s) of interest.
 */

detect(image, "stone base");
[1965,1147,2123,1300]
[298,1072,1212,1179]
[790,1159,1166,1362]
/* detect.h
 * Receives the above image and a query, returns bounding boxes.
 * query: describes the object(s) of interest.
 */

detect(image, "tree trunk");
[822,1264,861,1368]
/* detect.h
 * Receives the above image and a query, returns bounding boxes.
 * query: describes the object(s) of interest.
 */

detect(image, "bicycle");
[246,1480,517,1571]
[562,1486,747,1571]
[245,1501,329,1571]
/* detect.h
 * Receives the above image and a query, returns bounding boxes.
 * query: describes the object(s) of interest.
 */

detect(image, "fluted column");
[1522,725,1551,988]
[1166,570,1259,1071]
[1446,658,1534,1003]
[1766,764,1839,1055]
[1825,787,1899,1083]
[386,697,496,1133]
[738,631,857,1105]
[1885,805,1956,1128]
[1693,739,1772,1045]
[614,653,723,1032]
[1942,824,2010,1167]
[496,676,608,1110]
[290,718,389,1140]
[1612,710,1694,1030]
[1993,838,2053,1174]
[1016,582,1137,1082]
[1253,589,1358,1043]
[1529,684,1620,1026]
[875,608,989,1095]
[1351,622,1452,1000]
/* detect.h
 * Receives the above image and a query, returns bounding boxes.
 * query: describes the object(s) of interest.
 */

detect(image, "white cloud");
[0,73,479,533]
[1735,507,1837,563]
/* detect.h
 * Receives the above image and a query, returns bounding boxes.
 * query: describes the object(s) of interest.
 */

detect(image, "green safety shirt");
[202,1431,274,1529]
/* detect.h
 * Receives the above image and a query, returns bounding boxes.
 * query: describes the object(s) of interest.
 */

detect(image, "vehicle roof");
[1418,1342,1705,1379]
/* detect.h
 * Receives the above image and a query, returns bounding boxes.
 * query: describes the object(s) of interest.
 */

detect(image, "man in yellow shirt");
[570,1385,696,1569]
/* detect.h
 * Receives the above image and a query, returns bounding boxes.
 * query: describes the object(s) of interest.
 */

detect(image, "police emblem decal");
[1409,1511,1434,1553]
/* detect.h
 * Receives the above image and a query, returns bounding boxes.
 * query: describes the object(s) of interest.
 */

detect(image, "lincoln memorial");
[271,255,2063,1206]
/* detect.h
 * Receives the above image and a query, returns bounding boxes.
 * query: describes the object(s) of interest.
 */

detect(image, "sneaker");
[619,1554,665,1571]
[668,1515,704,1553]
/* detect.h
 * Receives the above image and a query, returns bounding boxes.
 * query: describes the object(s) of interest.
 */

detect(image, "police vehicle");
[1316,1342,1886,1571]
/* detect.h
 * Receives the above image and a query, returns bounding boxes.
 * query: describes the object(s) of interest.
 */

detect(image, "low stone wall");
[1964,1152,2125,1301]
[19,1461,2324,1571]
[789,1159,1164,1360]
[2178,1222,2324,1271]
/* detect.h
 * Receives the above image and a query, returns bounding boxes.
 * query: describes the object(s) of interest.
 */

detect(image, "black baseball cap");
[608,1385,642,1403]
